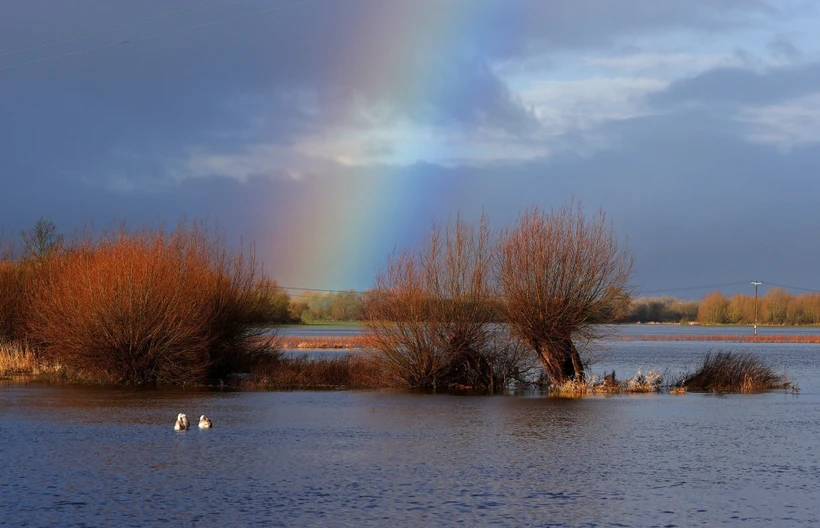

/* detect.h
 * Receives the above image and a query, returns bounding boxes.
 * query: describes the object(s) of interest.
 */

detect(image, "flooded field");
[2,333,820,526]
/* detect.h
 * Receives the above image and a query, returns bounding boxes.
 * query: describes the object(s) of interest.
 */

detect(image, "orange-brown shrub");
[25,224,278,385]
[0,261,28,341]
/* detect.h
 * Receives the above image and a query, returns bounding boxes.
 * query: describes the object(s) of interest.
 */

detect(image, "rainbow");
[261,3,493,291]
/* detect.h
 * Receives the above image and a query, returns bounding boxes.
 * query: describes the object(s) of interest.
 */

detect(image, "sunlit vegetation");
[0,219,282,385]
[618,289,820,326]
[676,352,791,393]
[279,336,370,349]
[288,290,364,323]
[363,214,538,391]
[0,340,52,377]
[552,369,663,396]
[498,203,633,384]
[363,203,632,390]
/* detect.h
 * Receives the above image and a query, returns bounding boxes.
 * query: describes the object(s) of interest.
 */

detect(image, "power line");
[0,0,246,58]
[763,281,820,293]
[0,0,318,72]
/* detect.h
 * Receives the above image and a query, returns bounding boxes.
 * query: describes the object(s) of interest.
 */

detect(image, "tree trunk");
[536,335,584,386]
[559,335,584,382]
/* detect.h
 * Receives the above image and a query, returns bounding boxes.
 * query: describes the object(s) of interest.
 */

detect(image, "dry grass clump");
[678,351,790,393]
[247,352,399,390]
[279,336,370,350]
[551,369,663,396]
[24,224,278,385]
[0,340,60,376]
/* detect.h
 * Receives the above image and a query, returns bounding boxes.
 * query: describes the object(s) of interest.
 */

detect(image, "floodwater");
[278,322,820,338]
[2,331,820,526]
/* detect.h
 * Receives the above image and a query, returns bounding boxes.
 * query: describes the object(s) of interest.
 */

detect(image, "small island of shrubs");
[0,213,796,395]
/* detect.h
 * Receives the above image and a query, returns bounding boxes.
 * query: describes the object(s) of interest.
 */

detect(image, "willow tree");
[497,202,633,385]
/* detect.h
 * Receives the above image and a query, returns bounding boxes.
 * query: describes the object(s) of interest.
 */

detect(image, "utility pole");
[751,281,762,336]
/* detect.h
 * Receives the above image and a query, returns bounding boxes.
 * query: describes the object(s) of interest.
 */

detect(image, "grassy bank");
[619,334,820,343]
[279,336,370,349]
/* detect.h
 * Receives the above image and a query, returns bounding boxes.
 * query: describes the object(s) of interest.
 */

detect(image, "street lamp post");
[751,281,762,336]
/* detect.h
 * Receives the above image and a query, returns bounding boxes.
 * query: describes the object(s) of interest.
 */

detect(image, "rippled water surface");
[3,339,820,527]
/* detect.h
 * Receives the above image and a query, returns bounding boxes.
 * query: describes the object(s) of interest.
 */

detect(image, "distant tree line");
[287,291,364,323]
[617,290,820,326]
[616,296,699,324]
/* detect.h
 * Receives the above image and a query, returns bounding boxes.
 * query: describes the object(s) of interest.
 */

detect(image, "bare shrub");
[25,222,277,385]
[363,215,529,390]
[497,201,633,385]
[679,351,790,393]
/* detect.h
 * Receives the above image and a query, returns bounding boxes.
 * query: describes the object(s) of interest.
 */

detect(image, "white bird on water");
[174,413,190,431]
[199,415,213,429]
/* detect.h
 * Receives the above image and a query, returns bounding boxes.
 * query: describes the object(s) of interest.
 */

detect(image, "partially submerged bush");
[248,352,397,390]
[25,223,278,385]
[679,351,790,393]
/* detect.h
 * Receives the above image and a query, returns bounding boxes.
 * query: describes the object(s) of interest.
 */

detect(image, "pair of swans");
[174,413,212,430]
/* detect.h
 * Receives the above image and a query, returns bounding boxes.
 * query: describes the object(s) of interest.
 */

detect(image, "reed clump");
[280,336,370,350]
[678,351,790,393]
[551,369,663,396]
[0,340,62,376]
[24,223,279,385]
[247,352,398,390]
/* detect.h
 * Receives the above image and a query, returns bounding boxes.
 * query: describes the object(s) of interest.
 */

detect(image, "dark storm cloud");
[471,109,820,296]
[1,0,818,291]
[649,62,820,107]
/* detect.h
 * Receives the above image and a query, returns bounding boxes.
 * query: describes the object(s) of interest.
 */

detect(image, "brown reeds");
[247,353,398,390]
[279,335,371,350]
[617,334,820,343]
[0,340,59,376]
[24,223,278,385]
[678,351,790,393]
[551,369,663,396]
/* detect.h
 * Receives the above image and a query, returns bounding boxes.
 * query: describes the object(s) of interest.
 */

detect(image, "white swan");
[174,413,190,431]
[198,415,213,429]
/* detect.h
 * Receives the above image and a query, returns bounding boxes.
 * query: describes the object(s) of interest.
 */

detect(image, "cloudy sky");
[2,0,819,297]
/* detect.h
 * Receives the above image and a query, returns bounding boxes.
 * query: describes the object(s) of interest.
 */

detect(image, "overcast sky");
[2,0,820,297]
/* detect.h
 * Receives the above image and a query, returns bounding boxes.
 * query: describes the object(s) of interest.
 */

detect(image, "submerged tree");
[497,201,633,385]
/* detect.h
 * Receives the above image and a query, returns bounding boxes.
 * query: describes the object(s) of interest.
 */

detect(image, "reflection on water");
[2,342,820,526]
